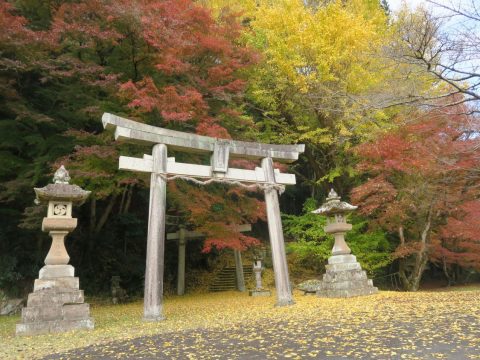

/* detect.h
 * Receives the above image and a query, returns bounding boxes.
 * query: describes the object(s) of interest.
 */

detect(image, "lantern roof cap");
[34,166,91,205]
[311,189,357,215]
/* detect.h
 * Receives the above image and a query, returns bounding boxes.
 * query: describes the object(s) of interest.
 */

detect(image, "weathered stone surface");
[325,262,361,272]
[39,265,75,279]
[318,287,378,298]
[327,254,357,265]
[143,144,167,322]
[34,183,90,205]
[34,277,79,291]
[103,112,305,163]
[21,306,63,322]
[27,289,84,307]
[317,254,378,299]
[42,218,77,232]
[62,304,90,320]
[16,318,94,336]
[234,249,246,292]
[322,269,368,283]
[18,289,93,335]
[249,290,271,297]
[18,166,93,336]
[262,157,294,307]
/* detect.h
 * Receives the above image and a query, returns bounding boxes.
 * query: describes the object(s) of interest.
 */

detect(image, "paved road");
[44,313,480,359]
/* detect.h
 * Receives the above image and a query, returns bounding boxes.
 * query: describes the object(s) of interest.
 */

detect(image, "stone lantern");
[249,252,271,297]
[16,166,94,336]
[312,189,378,298]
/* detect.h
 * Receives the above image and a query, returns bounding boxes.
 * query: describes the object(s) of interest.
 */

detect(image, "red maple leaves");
[352,104,480,282]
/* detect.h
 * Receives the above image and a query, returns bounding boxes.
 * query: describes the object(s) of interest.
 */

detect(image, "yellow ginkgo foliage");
[255,0,385,92]
[203,1,432,189]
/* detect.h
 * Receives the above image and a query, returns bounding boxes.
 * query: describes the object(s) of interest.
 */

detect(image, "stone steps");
[209,266,252,292]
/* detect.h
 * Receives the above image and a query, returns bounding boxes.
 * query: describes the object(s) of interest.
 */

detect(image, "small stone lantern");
[16,166,94,336]
[312,189,378,298]
[249,253,271,297]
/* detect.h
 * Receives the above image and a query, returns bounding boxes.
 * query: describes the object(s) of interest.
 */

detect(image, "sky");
[387,0,480,91]
[388,0,450,13]
[388,0,427,12]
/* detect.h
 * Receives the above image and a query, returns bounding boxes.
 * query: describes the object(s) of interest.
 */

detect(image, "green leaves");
[283,198,392,276]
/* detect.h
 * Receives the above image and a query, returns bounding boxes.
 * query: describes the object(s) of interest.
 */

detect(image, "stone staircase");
[209,265,252,292]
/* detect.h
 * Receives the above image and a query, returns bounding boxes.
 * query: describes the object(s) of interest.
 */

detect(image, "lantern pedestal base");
[16,265,93,336]
[317,254,378,298]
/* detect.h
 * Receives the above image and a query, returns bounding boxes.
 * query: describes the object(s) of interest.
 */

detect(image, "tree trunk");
[397,206,433,292]
[123,185,134,214]
[398,257,410,290]
[409,207,433,291]
[442,256,454,286]
[397,226,411,289]
[118,186,128,214]
[89,197,96,235]
[407,251,428,291]
[94,194,119,235]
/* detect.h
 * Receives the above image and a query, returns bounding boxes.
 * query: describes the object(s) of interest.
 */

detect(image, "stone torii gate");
[102,113,305,321]
[167,224,252,296]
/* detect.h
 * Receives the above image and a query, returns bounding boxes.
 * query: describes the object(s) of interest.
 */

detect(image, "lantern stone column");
[312,189,378,298]
[16,166,94,336]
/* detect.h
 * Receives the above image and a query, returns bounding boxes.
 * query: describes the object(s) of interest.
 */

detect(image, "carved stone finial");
[326,188,340,201]
[311,188,357,215]
[53,165,71,184]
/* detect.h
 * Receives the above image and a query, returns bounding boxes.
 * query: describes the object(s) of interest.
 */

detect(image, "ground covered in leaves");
[1,287,480,359]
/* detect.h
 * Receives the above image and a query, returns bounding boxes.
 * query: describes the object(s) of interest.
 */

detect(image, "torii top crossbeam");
[102,113,305,163]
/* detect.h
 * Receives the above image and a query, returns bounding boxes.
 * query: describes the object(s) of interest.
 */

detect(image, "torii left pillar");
[144,144,167,321]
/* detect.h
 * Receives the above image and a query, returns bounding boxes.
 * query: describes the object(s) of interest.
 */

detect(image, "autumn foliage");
[352,104,480,290]
[2,0,480,296]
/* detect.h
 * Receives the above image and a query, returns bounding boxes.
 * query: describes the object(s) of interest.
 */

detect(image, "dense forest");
[1,0,479,298]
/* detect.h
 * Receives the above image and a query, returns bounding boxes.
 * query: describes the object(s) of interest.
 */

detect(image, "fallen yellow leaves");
[0,286,479,359]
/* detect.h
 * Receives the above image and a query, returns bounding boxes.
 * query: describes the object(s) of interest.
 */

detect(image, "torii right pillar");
[262,157,294,306]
